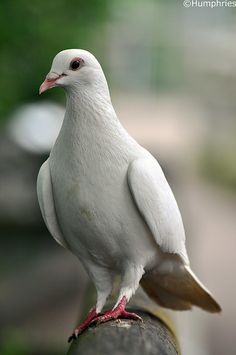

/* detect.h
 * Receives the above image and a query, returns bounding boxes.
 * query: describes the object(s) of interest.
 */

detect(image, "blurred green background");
[0,1,235,355]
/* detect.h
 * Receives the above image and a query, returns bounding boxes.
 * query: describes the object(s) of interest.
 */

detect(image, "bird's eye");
[70,58,83,71]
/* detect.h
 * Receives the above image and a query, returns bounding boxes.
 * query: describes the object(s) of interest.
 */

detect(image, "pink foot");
[91,296,142,325]
[68,307,99,343]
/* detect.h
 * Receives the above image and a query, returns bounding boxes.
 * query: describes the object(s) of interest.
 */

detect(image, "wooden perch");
[67,287,180,355]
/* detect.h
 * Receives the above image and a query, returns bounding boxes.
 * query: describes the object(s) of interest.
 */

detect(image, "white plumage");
[37,49,221,339]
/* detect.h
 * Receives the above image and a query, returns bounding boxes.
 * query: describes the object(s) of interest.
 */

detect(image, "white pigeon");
[38,49,221,341]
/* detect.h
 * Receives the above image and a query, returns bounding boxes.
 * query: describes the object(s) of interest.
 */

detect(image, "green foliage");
[200,144,236,192]
[0,0,111,122]
[0,333,64,355]
[151,45,183,90]
[0,334,30,355]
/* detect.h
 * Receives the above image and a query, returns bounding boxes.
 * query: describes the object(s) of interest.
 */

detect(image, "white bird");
[37,49,221,341]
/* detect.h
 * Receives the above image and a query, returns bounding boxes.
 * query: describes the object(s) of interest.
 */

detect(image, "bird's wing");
[37,159,67,248]
[127,157,188,263]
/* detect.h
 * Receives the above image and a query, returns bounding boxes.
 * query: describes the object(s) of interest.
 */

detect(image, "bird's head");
[39,49,104,95]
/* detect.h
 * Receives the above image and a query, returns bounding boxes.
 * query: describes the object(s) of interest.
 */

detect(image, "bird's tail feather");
[141,264,221,313]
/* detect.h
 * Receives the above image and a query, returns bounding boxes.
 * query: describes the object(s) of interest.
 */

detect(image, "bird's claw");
[68,325,87,342]
[68,332,78,343]
[68,312,142,342]
[68,307,99,342]
[68,298,142,343]
[91,309,142,325]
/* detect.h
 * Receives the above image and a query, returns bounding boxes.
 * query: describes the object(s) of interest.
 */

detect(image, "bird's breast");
[49,153,128,264]
[49,138,158,271]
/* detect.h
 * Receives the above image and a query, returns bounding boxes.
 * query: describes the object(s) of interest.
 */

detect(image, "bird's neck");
[53,86,127,154]
[65,86,116,126]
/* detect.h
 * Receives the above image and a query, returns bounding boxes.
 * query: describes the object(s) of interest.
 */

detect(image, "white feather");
[37,159,67,248]
[128,157,189,264]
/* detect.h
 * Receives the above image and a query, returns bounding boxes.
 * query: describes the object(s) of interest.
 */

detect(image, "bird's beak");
[39,72,63,94]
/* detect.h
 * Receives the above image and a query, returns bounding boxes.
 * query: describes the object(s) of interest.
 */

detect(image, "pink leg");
[91,296,142,325]
[68,307,99,342]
